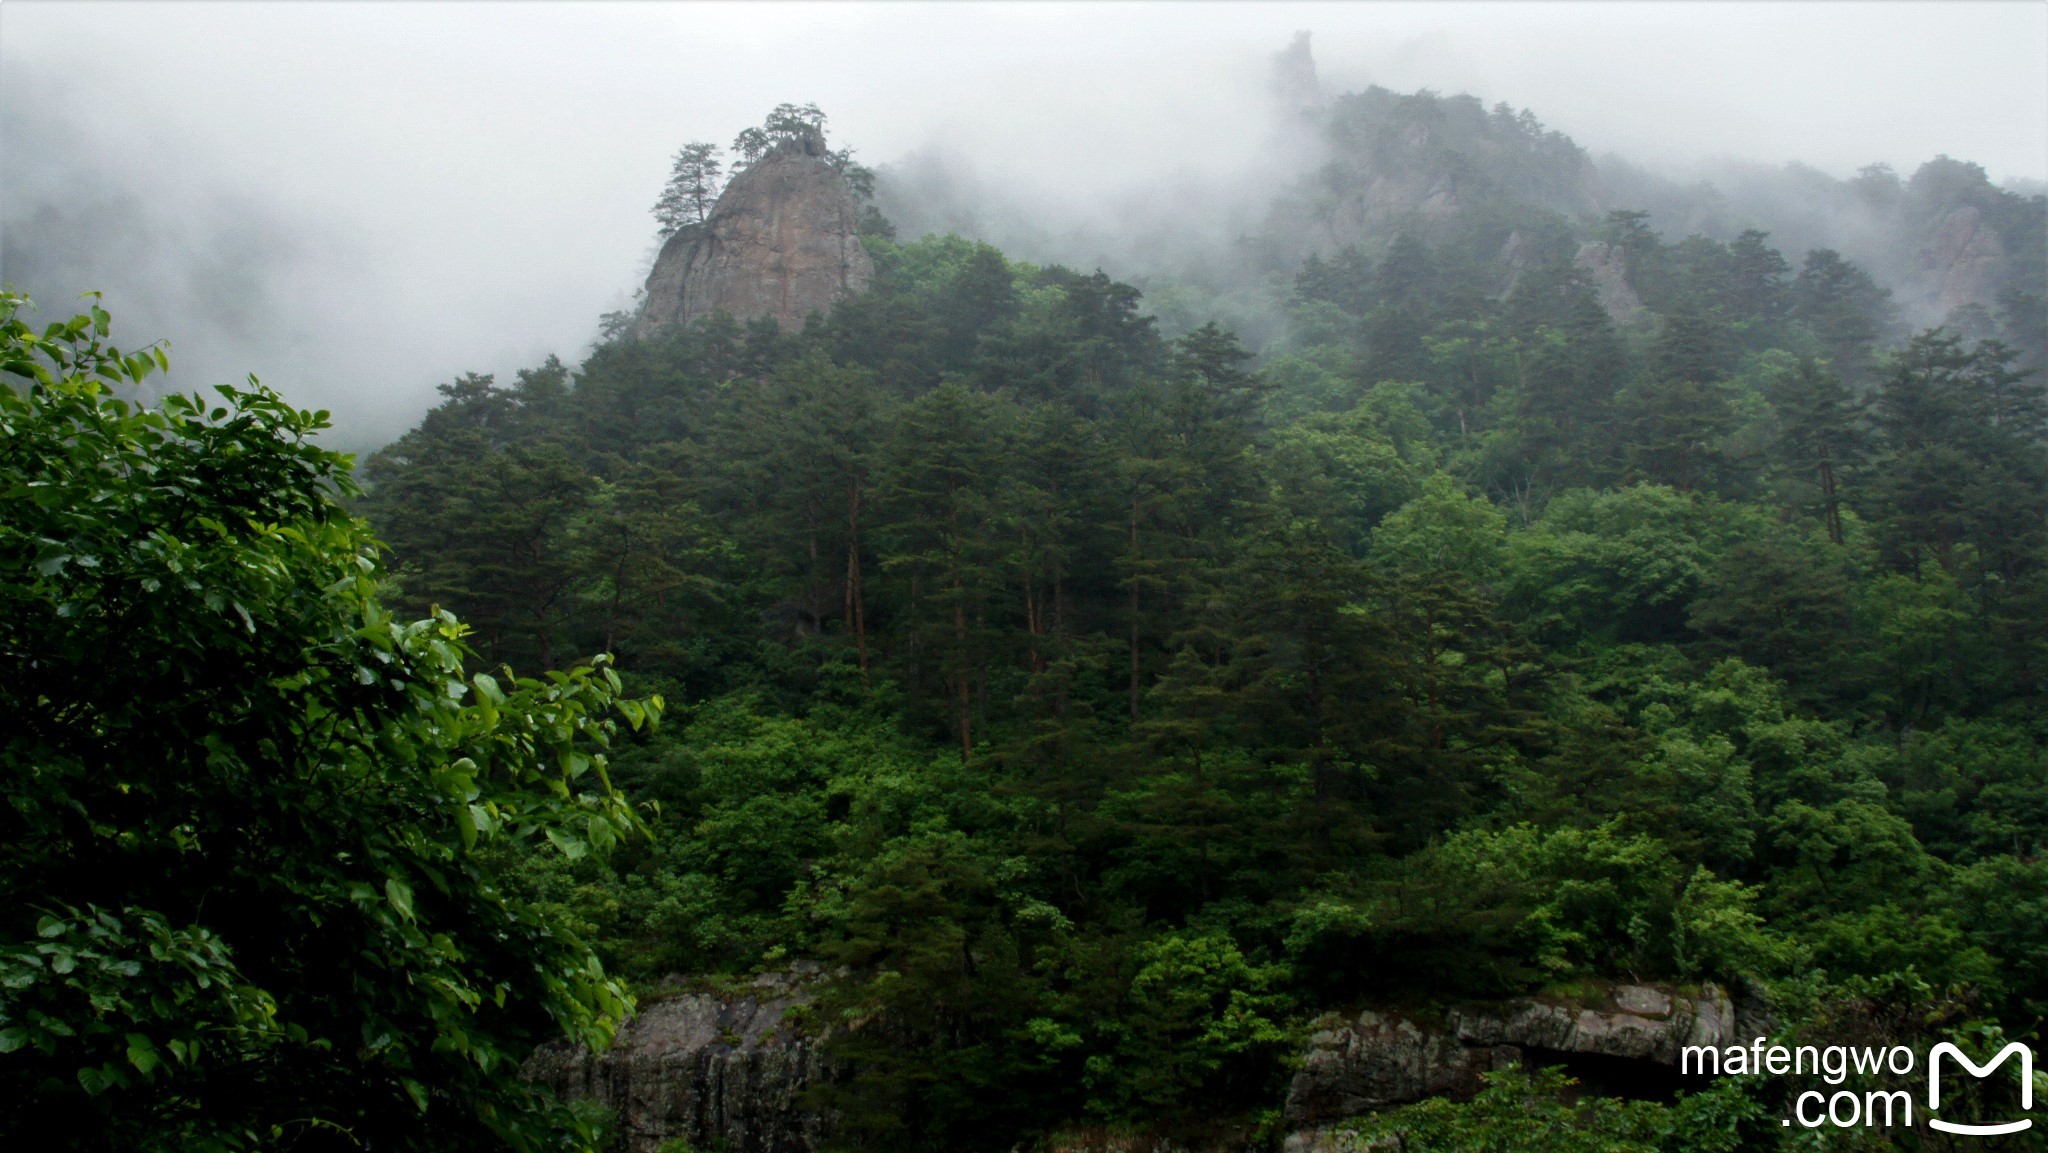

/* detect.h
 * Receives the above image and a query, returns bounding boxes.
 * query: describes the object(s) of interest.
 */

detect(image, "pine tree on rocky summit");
[652,141,724,238]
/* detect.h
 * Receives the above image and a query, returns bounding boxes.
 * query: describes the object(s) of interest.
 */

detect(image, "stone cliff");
[1912,204,2009,321]
[532,979,1747,1153]
[524,974,830,1153]
[635,135,873,339]
[1283,984,1748,1152]
[1572,240,1646,324]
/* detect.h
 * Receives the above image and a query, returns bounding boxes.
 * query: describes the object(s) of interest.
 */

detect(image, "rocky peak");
[634,138,873,339]
[1272,31,1326,116]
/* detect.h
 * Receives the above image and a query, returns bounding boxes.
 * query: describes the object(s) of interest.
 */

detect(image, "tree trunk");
[1022,524,1043,673]
[807,520,822,634]
[1818,458,1843,546]
[957,600,973,764]
[846,480,868,676]
[951,477,971,762]
[1129,496,1142,725]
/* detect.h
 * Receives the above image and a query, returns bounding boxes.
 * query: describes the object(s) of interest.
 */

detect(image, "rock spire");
[635,131,873,338]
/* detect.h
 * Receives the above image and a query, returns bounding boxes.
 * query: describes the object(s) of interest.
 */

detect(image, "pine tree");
[1362,233,1438,384]
[1515,284,1631,489]
[1294,246,1374,316]
[879,383,1011,760]
[651,142,724,239]
[701,353,888,660]
[1769,358,1867,544]
[1618,375,1736,493]
[1726,229,1792,330]
[1792,248,1893,384]
[1650,298,1734,385]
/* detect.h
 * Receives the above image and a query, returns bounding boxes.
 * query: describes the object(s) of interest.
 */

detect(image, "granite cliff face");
[524,975,829,1153]
[635,135,873,339]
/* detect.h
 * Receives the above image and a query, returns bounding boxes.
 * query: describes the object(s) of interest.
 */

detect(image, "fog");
[3,1,2043,449]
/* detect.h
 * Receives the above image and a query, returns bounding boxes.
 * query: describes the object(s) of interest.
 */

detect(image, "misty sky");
[4,1,2044,449]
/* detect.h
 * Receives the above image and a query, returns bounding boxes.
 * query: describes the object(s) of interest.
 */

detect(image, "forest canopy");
[349,185,2048,1149]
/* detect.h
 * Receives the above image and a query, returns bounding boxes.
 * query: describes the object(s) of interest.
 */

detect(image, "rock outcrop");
[1573,241,1645,323]
[635,135,873,339]
[1271,31,1326,116]
[1495,229,1537,298]
[1283,984,1738,1143]
[524,974,829,1153]
[1277,88,1606,263]
[532,978,1739,1153]
[1913,205,2008,320]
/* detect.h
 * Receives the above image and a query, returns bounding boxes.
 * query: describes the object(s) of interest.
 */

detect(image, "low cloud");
[3,2,2040,445]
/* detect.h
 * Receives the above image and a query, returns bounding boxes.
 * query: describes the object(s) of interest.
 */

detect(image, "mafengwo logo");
[1929,1042,2033,1136]
[1682,1038,2035,1133]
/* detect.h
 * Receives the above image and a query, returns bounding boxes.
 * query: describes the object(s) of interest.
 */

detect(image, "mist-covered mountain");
[877,34,2044,356]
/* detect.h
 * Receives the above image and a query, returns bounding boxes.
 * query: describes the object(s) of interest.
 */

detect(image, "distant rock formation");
[531,977,1746,1153]
[635,133,873,338]
[1913,205,2007,320]
[1272,31,1326,116]
[1267,85,1607,265]
[1496,229,1536,297]
[1573,241,1645,323]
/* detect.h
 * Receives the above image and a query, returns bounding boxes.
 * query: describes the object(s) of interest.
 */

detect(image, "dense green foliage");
[357,165,2047,1148]
[1336,1066,1766,1152]
[0,293,654,1151]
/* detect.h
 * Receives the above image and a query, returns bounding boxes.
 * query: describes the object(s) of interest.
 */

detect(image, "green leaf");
[385,877,415,922]
[454,803,477,851]
[77,1064,117,1095]
[472,672,505,705]
[126,1034,160,1076]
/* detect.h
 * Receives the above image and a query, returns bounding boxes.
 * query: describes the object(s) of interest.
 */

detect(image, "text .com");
[1683,1039,2034,1134]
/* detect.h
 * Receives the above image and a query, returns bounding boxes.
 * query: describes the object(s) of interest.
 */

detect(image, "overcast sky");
[4,1,2044,448]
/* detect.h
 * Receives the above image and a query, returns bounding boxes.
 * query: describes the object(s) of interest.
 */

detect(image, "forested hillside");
[357,155,2048,1146]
